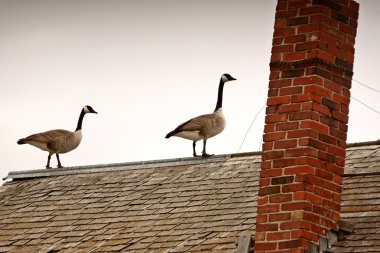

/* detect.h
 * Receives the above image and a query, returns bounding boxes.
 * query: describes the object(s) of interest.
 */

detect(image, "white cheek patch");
[221,75,228,83]
[83,106,90,113]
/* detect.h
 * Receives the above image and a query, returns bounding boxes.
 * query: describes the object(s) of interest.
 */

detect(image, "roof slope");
[0,141,379,253]
[0,154,260,253]
[327,142,380,253]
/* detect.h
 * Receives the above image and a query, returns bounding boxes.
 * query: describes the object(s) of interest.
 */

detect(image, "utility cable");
[352,78,380,95]
[237,103,266,153]
[351,96,380,116]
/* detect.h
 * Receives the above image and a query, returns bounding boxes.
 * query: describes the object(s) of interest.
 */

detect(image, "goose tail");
[17,139,26,145]
[165,130,177,139]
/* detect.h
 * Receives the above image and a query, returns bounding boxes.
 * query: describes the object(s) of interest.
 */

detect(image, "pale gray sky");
[0,0,379,181]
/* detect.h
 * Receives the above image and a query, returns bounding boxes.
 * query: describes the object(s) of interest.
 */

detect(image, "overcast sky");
[0,0,379,181]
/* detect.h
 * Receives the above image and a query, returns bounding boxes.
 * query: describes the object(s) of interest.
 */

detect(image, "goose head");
[83,105,98,114]
[221,73,237,83]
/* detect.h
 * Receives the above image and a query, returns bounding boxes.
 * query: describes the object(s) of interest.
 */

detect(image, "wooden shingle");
[0,142,379,252]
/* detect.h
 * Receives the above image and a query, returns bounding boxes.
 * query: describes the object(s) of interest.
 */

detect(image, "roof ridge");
[346,140,380,147]
[3,154,232,181]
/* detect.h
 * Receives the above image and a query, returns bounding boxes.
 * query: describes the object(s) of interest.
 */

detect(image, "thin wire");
[352,79,380,94]
[351,96,380,116]
[237,103,266,153]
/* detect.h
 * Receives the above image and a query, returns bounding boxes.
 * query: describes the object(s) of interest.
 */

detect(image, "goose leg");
[46,154,52,169]
[202,139,214,157]
[193,141,200,157]
[56,154,63,168]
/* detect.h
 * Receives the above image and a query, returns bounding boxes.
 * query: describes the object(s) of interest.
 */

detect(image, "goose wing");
[22,129,72,143]
[166,113,215,138]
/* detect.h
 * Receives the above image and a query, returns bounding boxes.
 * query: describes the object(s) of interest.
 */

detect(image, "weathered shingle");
[0,154,260,253]
[0,142,379,252]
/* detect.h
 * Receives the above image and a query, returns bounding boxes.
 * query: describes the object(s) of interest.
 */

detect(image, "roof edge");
[4,153,239,181]
[4,140,379,181]
[346,140,380,147]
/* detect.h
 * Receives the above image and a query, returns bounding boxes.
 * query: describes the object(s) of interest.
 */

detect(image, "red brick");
[288,129,318,139]
[270,70,281,80]
[281,69,305,78]
[327,145,345,157]
[282,183,306,193]
[273,158,298,168]
[263,142,274,151]
[297,24,320,33]
[314,186,333,199]
[288,0,309,10]
[259,186,281,196]
[280,221,311,231]
[256,223,279,232]
[272,44,295,53]
[317,50,335,63]
[331,110,348,123]
[300,120,329,134]
[254,242,277,251]
[339,23,357,36]
[257,204,281,214]
[284,166,315,176]
[264,132,286,142]
[261,168,283,178]
[269,212,291,222]
[315,168,334,181]
[287,17,309,27]
[293,76,324,86]
[271,176,294,185]
[323,80,341,94]
[274,139,298,149]
[258,197,269,206]
[283,52,307,61]
[267,96,291,105]
[264,124,275,133]
[312,103,331,116]
[308,139,327,151]
[263,150,285,160]
[326,163,344,175]
[295,230,319,243]
[274,27,296,37]
[285,147,317,158]
[284,34,307,44]
[267,231,291,241]
[278,104,302,113]
[289,111,319,121]
[295,41,320,51]
[276,121,299,131]
[317,150,336,163]
[260,178,270,187]
[276,1,288,11]
[280,86,303,96]
[266,114,288,123]
[269,79,292,88]
[304,84,332,98]
[269,194,293,203]
[291,93,312,103]
[281,202,312,212]
[268,88,279,97]
[275,19,286,29]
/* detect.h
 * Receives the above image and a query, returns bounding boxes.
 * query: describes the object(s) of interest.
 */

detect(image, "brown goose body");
[166,74,236,157]
[17,105,97,168]
[18,129,82,154]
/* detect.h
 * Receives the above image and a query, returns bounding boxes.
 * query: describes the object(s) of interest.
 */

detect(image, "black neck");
[75,109,86,131]
[214,78,225,112]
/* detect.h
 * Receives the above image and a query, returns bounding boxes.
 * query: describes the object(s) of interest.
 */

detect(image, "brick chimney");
[254,0,359,252]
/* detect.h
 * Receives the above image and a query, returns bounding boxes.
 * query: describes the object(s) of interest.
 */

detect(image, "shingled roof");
[0,141,379,253]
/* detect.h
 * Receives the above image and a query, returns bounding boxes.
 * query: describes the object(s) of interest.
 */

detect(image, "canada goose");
[17,105,97,168]
[165,73,236,157]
